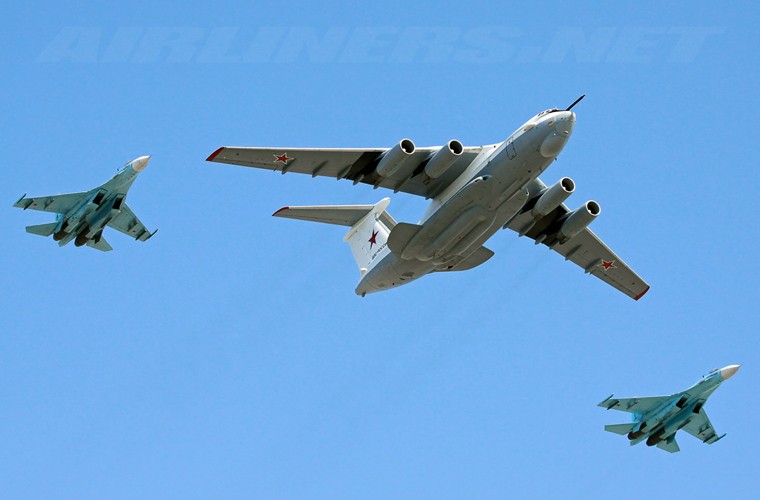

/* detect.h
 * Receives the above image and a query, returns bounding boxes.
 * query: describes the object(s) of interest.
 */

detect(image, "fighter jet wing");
[206,145,491,199]
[13,192,88,214]
[505,179,649,300]
[683,408,725,444]
[598,395,669,414]
[107,203,155,242]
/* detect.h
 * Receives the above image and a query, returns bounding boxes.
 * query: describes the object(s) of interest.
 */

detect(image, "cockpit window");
[537,108,560,117]
[702,368,719,379]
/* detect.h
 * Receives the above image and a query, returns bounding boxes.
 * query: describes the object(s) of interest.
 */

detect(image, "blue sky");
[2,1,758,498]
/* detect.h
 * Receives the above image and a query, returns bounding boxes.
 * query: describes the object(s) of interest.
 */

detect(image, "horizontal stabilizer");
[387,222,422,256]
[25,222,58,237]
[274,198,396,229]
[604,422,637,435]
[86,237,113,252]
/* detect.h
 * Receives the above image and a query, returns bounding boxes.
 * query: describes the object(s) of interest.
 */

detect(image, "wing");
[107,203,156,242]
[206,145,490,199]
[505,179,650,300]
[683,408,725,444]
[598,394,670,414]
[13,192,88,214]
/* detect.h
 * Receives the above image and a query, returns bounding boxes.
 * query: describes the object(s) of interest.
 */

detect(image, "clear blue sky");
[2,1,758,498]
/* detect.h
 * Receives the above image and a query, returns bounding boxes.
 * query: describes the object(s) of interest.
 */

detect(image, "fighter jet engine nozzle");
[558,201,600,243]
[423,140,464,183]
[646,433,664,447]
[74,231,89,247]
[131,155,151,172]
[531,177,575,218]
[720,364,741,381]
[376,139,416,178]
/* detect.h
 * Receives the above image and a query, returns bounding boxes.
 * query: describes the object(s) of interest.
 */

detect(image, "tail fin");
[274,198,396,276]
[25,222,58,237]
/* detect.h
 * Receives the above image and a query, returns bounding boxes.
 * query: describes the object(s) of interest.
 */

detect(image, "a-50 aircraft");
[14,156,156,251]
[207,96,649,299]
[599,365,740,453]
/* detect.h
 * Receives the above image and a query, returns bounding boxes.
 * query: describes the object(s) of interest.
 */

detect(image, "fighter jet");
[14,156,156,251]
[207,96,649,299]
[598,365,741,453]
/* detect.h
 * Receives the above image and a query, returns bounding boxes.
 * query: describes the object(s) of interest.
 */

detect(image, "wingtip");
[206,147,224,162]
[634,286,650,301]
[272,206,290,217]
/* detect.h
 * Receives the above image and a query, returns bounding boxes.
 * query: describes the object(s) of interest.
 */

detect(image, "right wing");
[683,408,725,444]
[107,203,156,242]
[505,178,649,300]
[206,144,492,199]
[13,192,88,214]
[598,394,671,414]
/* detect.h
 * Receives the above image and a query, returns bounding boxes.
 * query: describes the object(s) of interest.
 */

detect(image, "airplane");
[13,156,156,252]
[207,96,649,299]
[598,365,741,453]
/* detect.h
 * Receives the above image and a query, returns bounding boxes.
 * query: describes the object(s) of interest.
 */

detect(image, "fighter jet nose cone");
[132,156,151,172]
[720,364,741,380]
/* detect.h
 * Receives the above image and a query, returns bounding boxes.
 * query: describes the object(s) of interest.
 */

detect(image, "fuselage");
[356,110,575,295]
[54,156,149,246]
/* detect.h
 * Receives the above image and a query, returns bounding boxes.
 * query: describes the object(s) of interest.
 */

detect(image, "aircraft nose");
[132,155,151,172]
[539,111,575,157]
[720,364,741,380]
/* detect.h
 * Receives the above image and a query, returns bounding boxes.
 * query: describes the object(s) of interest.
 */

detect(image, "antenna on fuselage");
[566,94,585,111]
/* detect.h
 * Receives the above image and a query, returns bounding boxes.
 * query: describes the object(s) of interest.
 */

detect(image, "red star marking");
[273,153,292,164]
[368,229,378,249]
[599,259,617,271]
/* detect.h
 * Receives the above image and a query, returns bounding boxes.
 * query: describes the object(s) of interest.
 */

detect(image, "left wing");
[682,408,725,444]
[505,179,649,300]
[107,203,156,242]
[598,394,670,414]
[14,192,88,214]
[206,145,490,199]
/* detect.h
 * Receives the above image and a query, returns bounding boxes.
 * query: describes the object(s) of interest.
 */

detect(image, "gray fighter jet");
[599,365,740,453]
[14,156,156,251]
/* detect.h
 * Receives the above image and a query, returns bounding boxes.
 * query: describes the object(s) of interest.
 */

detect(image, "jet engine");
[423,140,463,183]
[531,177,575,218]
[376,139,416,178]
[558,201,600,243]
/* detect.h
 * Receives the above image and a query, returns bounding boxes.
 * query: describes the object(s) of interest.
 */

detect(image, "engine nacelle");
[558,201,600,243]
[423,140,463,183]
[531,177,575,218]
[376,139,415,178]
[75,230,89,247]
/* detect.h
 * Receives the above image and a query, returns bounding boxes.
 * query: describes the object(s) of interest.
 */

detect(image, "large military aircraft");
[598,365,741,453]
[207,96,649,299]
[14,156,156,251]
